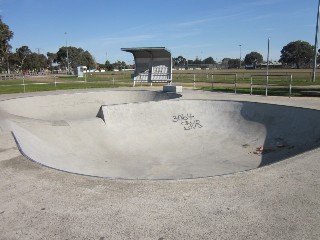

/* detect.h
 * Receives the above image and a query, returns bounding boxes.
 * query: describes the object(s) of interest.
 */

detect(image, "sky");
[0,0,317,64]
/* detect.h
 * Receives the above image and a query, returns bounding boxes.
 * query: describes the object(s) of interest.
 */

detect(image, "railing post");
[193,74,196,89]
[23,75,26,93]
[265,74,268,97]
[234,74,237,94]
[289,74,293,97]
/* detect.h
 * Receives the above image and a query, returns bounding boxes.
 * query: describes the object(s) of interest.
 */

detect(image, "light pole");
[65,32,70,74]
[266,37,270,96]
[239,44,242,68]
[267,37,270,76]
[312,0,320,82]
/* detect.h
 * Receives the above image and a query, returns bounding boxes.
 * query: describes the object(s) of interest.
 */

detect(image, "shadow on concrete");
[240,102,320,167]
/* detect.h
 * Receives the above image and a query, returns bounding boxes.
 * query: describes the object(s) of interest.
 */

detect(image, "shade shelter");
[121,47,172,86]
[75,66,87,77]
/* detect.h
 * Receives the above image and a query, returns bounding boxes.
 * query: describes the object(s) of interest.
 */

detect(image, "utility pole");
[312,0,320,82]
[239,44,242,68]
[65,32,70,74]
[266,37,270,97]
[267,38,270,76]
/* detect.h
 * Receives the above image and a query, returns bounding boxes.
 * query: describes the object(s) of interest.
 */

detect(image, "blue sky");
[0,0,317,64]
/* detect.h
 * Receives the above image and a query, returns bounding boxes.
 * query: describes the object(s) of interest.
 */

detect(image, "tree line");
[173,40,315,70]
[0,18,97,74]
[0,17,318,74]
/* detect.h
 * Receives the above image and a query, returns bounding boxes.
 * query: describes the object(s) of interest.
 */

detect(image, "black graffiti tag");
[172,114,203,130]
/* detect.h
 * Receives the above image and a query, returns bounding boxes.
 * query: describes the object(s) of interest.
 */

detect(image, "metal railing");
[250,74,293,97]
[200,73,238,94]
[0,71,315,97]
[0,74,22,80]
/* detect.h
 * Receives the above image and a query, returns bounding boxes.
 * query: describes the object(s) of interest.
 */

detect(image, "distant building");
[75,66,87,77]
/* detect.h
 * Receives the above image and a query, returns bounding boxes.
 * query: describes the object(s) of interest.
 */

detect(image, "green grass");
[0,79,25,85]
[0,81,132,94]
[0,85,26,94]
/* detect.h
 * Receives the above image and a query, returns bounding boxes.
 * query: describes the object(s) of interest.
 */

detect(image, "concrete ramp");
[7,98,320,180]
[0,90,180,120]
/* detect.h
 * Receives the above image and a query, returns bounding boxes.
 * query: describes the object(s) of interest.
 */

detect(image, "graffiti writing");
[172,113,203,130]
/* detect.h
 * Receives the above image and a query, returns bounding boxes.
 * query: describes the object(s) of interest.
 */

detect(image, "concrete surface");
[0,88,320,239]
[163,85,183,93]
[2,90,320,179]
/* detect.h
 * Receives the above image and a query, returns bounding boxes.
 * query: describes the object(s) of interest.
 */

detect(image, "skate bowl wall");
[96,100,320,176]
[2,92,320,180]
[0,90,181,120]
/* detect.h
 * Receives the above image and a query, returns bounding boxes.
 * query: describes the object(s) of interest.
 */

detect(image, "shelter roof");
[121,47,171,58]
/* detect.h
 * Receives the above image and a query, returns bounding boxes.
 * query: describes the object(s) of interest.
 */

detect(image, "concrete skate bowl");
[1,92,320,180]
[0,90,180,120]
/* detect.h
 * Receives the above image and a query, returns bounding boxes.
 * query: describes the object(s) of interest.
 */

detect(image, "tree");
[173,56,187,67]
[228,58,241,69]
[105,60,114,71]
[96,63,105,70]
[193,57,202,65]
[24,53,48,71]
[16,46,31,71]
[279,40,313,69]
[47,52,57,70]
[187,59,194,65]
[9,46,49,72]
[221,58,231,69]
[0,17,14,72]
[244,52,263,68]
[56,46,96,70]
[8,52,20,71]
[113,61,126,71]
[79,50,96,69]
[203,57,216,65]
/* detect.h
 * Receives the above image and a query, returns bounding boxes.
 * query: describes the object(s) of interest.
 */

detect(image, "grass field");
[0,69,319,96]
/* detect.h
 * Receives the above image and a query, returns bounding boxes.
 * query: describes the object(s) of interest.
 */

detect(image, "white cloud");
[175,18,211,27]
[174,11,247,29]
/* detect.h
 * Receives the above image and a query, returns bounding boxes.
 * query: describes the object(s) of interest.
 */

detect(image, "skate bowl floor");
[1,90,320,180]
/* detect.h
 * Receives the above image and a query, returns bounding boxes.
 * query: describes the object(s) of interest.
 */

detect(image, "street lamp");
[239,44,242,68]
[312,0,320,82]
[65,32,70,74]
[267,37,270,76]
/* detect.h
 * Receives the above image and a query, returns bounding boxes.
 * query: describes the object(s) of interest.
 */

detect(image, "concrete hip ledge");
[163,85,182,93]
